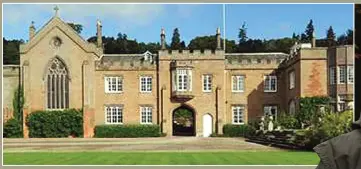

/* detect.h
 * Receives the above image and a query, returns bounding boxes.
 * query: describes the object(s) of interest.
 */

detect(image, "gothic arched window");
[46,58,69,109]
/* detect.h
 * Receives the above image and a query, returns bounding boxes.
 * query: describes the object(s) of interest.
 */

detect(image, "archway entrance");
[172,106,195,136]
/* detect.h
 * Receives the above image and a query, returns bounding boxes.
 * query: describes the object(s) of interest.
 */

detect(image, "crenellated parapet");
[225,53,287,69]
[159,49,225,60]
[95,52,156,71]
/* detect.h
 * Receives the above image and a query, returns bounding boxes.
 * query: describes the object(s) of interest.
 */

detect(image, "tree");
[292,32,300,41]
[305,19,315,42]
[326,26,336,47]
[238,22,248,44]
[188,35,217,50]
[3,38,24,65]
[346,29,353,45]
[171,28,183,50]
[300,33,308,43]
[264,38,297,53]
[67,23,83,34]
[337,29,353,45]
[225,39,237,53]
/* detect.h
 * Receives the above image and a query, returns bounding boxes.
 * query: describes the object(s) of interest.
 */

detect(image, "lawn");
[4,151,319,165]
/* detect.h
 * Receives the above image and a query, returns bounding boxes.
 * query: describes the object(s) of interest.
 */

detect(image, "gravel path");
[3,137,282,152]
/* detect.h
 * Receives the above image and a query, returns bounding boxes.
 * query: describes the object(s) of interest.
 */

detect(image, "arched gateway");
[172,105,196,136]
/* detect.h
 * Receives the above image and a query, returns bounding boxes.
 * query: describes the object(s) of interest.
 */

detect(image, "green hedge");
[222,124,254,137]
[3,118,23,138]
[94,124,161,138]
[26,109,83,138]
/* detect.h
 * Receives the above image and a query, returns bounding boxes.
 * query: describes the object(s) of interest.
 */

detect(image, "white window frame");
[330,67,336,85]
[175,69,192,92]
[140,106,152,124]
[104,76,123,93]
[264,105,278,120]
[289,71,295,89]
[347,66,354,84]
[338,66,346,84]
[105,105,123,124]
[337,95,346,112]
[202,74,212,92]
[232,105,245,124]
[264,75,277,92]
[140,76,152,93]
[232,75,245,93]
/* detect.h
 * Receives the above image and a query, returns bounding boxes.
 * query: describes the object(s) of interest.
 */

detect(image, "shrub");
[3,118,23,138]
[296,110,353,150]
[277,112,300,129]
[248,118,260,130]
[222,124,253,137]
[296,96,331,128]
[13,86,24,122]
[94,124,161,138]
[26,109,83,138]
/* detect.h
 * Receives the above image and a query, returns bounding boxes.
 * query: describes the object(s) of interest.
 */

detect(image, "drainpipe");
[156,54,160,126]
[160,86,164,133]
[215,86,219,134]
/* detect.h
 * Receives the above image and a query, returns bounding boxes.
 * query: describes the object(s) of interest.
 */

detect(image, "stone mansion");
[3,12,354,138]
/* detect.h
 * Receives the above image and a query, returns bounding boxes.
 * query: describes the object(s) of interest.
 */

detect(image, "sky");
[3,4,354,45]
[226,4,354,41]
[3,4,223,45]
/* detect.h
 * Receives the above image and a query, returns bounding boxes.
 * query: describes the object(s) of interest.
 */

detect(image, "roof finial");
[161,28,165,35]
[54,5,59,17]
[216,27,221,34]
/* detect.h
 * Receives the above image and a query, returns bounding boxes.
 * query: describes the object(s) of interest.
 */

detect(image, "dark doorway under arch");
[172,106,195,136]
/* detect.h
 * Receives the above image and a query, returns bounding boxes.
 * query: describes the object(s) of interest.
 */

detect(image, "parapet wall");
[96,54,156,71]
[158,49,225,60]
[225,53,288,69]
[3,65,21,122]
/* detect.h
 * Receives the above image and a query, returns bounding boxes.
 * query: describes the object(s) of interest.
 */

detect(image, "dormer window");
[143,51,153,62]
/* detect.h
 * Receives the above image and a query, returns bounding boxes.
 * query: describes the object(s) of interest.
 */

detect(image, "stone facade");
[3,65,20,123]
[4,13,353,138]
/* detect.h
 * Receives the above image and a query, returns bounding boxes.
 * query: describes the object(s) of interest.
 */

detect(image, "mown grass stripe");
[4,151,319,165]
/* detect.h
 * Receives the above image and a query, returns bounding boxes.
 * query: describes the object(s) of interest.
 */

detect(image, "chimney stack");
[29,21,35,41]
[311,31,316,48]
[216,27,221,50]
[96,19,102,48]
[161,28,166,50]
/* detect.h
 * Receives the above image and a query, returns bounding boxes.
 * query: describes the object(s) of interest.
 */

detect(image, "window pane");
[47,75,51,109]
[339,66,346,83]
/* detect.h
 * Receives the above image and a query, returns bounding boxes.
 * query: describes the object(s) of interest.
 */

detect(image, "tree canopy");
[3,19,354,65]
[67,23,83,34]
[170,28,186,50]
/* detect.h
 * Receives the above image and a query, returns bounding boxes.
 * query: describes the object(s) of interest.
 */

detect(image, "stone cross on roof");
[54,5,59,17]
